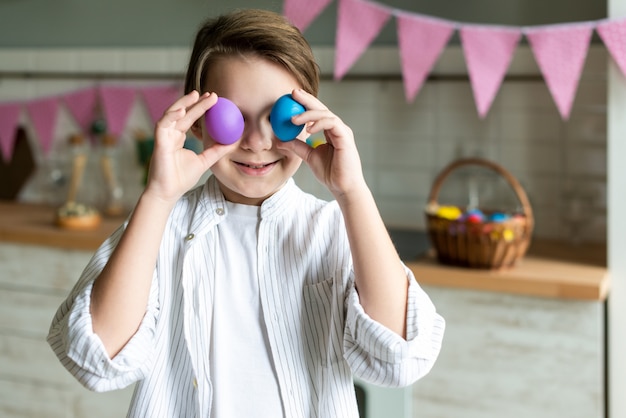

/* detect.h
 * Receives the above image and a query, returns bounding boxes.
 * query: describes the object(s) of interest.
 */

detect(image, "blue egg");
[270,94,305,141]
[488,212,510,223]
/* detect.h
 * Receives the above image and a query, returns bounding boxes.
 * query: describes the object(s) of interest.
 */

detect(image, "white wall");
[0,45,612,417]
[607,0,626,417]
[0,45,608,244]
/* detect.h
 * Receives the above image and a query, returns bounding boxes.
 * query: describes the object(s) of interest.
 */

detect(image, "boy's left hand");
[276,89,367,200]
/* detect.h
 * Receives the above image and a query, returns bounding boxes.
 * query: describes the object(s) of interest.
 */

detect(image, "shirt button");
[216,207,225,216]
[185,233,195,241]
[193,378,198,388]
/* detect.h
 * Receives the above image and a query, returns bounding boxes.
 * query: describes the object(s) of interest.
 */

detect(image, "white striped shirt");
[47,176,445,417]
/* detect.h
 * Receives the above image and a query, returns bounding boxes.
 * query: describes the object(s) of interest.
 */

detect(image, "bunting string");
[0,84,182,164]
[1,3,624,163]
[283,0,626,120]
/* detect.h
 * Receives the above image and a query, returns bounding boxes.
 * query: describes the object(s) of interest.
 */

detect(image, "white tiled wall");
[0,47,609,418]
[0,46,608,243]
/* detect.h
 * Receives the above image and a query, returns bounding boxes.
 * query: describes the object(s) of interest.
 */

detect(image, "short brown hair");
[184,9,320,97]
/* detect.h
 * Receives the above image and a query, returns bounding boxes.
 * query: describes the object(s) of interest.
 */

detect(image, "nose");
[240,118,273,151]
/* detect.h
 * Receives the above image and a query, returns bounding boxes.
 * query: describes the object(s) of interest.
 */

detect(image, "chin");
[221,185,273,205]
[216,175,289,204]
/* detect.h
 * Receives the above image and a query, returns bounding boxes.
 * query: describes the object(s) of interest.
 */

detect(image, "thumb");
[277,139,313,163]
[196,142,238,170]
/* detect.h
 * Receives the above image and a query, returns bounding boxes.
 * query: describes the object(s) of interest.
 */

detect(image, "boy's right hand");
[144,91,235,204]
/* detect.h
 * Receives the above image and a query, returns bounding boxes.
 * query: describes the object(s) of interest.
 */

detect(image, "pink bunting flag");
[525,23,594,120]
[283,0,334,32]
[0,102,22,163]
[460,25,521,118]
[140,85,182,124]
[26,97,60,156]
[397,13,455,103]
[99,85,137,137]
[63,87,98,133]
[596,17,626,78]
[334,0,391,80]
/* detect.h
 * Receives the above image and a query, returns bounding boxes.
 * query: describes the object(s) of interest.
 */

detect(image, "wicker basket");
[425,158,534,269]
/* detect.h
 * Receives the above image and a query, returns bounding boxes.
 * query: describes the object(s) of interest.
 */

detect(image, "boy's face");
[195,55,308,206]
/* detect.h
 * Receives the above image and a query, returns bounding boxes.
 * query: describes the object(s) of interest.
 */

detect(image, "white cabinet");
[412,286,604,418]
[0,243,605,417]
[0,243,134,418]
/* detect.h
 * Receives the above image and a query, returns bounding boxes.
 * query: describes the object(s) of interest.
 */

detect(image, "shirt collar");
[196,175,300,221]
[259,178,299,220]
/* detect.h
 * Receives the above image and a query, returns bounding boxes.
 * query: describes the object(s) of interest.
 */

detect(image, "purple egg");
[204,97,244,145]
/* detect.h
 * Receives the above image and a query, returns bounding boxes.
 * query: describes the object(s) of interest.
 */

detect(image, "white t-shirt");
[210,201,284,418]
[48,176,445,417]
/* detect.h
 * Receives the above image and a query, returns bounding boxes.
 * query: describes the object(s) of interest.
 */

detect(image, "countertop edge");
[406,256,609,301]
[0,202,610,301]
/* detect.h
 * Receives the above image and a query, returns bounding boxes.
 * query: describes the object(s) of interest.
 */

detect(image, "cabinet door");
[412,286,604,418]
[0,244,134,418]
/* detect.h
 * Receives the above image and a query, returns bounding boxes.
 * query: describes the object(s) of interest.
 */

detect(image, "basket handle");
[427,157,534,227]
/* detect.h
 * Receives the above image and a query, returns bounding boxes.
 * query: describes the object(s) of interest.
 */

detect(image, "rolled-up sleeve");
[47,227,160,392]
[343,266,445,388]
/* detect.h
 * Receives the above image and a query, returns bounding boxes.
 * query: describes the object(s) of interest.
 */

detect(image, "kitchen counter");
[387,226,608,301]
[0,201,126,250]
[406,254,608,301]
[0,201,609,301]
[0,202,607,417]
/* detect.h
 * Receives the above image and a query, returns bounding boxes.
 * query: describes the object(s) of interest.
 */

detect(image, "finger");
[289,89,342,135]
[163,90,202,114]
[292,109,336,128]
[300,114,351,142]
[276,138,313,162]
[196,141,240,169]
[179,92,217,128]
[291,88,327,111]
[160,92,216,131]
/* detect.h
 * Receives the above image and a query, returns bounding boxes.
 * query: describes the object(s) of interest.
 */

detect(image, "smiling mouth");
[235,161,276,169]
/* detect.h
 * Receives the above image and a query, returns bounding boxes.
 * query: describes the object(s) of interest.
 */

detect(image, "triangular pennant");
[26,97,60,156]
[99,85,137,137]
[525,23,594,120]
[63,87,98,133]
[596,17,626,78]
[283,0,334,32]
[0,102,22,163]
[334,0,391,80]
[140,85,183,124]
[460,25,521,118]
[396,13,455,103]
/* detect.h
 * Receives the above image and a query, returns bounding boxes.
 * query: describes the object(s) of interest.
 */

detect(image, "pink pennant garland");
[0,102,22,163]
[597,18,626,78]
[525,23,594,120]
[397,14,455,103]
[99,86,137,137]
[26,97,60,156]
[63,87,98,133]
[461,25,521,118]
[283,0,334,32]
[334,0,391,80]
[140,85,182,124]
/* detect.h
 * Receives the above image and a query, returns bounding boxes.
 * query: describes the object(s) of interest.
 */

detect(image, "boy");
[48,9,444,417]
